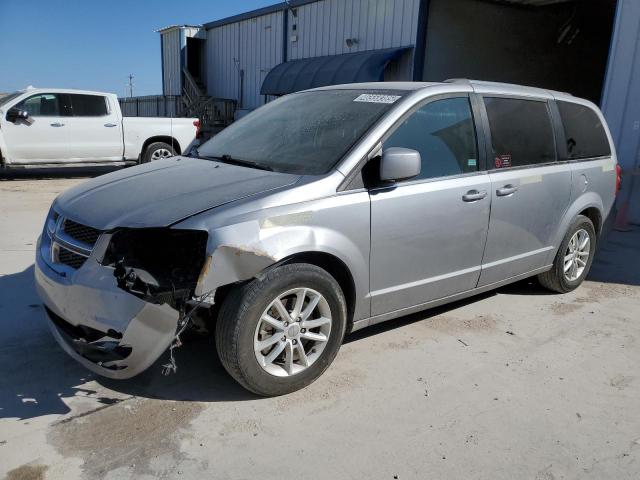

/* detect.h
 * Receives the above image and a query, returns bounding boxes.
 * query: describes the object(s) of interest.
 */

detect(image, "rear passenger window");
[557,101,611,159]
[484,97,556,168]
[383,97,478,180]
[70,94,108,116]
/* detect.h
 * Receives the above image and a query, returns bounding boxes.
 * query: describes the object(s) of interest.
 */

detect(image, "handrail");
[182,67,204,103]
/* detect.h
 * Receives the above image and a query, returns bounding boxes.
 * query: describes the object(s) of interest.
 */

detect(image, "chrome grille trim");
[62,219,101,247]
[54,231,93,257]
[44,211,102,271]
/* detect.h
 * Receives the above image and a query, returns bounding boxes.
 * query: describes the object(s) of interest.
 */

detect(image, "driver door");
[2,93,71,163]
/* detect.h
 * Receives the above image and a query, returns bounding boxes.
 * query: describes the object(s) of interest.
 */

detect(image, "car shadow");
[0,265,254,422]
[587,226,640,286]
[2,226,637,419]
[0,265,118,420]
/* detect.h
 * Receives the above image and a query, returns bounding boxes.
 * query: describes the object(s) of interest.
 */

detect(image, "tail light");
[193,119,201,139]
[615,164,622,196]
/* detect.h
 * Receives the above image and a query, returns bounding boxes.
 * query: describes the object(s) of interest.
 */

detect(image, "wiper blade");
[205,154,273,171]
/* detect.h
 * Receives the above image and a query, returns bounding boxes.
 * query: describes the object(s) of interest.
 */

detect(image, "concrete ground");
[1,169,639,480]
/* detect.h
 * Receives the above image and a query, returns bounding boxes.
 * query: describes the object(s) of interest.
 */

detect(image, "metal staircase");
[182,68,236,139]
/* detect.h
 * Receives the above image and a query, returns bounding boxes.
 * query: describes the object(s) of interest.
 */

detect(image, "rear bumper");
[35,236,180,379]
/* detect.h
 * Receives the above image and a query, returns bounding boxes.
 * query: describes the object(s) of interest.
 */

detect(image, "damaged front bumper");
[35,236,180,379]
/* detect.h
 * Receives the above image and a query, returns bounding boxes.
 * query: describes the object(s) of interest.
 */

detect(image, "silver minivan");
[36,80,619,396]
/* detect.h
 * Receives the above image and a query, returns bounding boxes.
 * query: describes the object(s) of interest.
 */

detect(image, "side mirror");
[6,107,29,122]
[380,147,421,182]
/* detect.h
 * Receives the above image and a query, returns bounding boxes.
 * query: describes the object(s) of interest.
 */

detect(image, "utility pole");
[128,74,135,98]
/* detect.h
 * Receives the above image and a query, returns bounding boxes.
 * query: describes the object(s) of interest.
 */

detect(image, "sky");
[0,0,274,96]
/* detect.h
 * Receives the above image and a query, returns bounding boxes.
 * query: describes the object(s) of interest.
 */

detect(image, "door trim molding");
[353,264,551,332]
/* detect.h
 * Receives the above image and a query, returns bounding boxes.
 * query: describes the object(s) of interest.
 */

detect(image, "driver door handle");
[496,184,518,196]
[462,190,488,202]
[104,123,118,127]
[50,122,65,127]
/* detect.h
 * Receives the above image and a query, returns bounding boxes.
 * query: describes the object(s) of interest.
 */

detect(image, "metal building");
[159,0,640,221]
[158,25,206,96]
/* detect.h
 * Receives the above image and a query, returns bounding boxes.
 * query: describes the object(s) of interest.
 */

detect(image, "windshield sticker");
[354,94,402,104]
[467,158,477,167]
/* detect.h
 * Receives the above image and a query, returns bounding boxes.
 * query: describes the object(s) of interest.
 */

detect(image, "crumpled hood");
[54,157,300,230]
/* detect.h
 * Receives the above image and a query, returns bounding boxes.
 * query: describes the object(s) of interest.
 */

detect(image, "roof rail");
[445,78,573,97]
[444,78,472,85]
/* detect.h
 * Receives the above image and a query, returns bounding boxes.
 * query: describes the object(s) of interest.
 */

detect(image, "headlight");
[46,209,59,236]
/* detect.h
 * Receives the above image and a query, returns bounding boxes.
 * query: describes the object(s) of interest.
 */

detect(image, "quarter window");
[383,97,478,180]
[484,97,556,168]
[70,94,108,116]
[557,101,611,159]
[15,93,71,117]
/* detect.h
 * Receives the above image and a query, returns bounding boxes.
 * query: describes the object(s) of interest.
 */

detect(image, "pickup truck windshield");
[0,92,22,108]
[197,90,405,175]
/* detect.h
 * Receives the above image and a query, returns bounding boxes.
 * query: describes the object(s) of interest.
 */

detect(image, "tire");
[215,263,347,396]
[538,214,596,293]
[141,142,175,163]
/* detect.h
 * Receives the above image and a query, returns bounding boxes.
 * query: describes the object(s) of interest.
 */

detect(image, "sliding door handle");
[104,123,118,127]
[462,190,488,202]
[50,122,65,127]
[496,184,518,196]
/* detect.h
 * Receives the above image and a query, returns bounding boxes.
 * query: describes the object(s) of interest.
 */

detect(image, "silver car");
[35,80,619,396]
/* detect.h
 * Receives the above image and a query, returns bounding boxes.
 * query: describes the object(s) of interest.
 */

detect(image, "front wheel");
[538,214,596,293]
[141,142,175,163]
[215,263,347,396]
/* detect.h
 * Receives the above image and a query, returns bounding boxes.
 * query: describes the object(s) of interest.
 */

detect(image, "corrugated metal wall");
[206,11,284,110]
[601,0,640,222]
[287,0,419,60]
[204,0,419,109]
[161,29,183,96]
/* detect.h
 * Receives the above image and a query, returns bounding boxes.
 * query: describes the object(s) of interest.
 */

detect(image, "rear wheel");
[215,263,347,396]
[141,142,175,163]
[538,214,596,293]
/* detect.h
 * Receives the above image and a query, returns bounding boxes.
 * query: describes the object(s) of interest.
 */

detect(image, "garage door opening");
[421,0,618,104]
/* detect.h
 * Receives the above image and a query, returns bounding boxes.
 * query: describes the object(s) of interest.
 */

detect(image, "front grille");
[63,219,101,246]
[58,246,87,269]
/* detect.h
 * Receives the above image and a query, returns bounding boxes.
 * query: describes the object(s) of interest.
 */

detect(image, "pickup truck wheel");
[142,142,175,163]
[538,215,596,293]
[215,263,347,396]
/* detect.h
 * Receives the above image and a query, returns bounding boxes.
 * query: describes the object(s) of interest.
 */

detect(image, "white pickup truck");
[0,88,199,167]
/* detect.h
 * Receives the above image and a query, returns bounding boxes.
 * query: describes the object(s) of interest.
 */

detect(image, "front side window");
[15,93,71,117]
[557,101,611,159]
[70,94,108,116]
[484,97,556,168]
[198,90,404,175]
[383,97,478,180]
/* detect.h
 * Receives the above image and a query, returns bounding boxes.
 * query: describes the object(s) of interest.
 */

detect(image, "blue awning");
[260,47,411,96]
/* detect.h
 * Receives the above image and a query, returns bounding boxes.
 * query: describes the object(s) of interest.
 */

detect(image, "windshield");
[197,90,405,175]
[0,92,23,109]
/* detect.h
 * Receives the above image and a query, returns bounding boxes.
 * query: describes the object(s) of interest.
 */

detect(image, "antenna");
[127,73,135,98]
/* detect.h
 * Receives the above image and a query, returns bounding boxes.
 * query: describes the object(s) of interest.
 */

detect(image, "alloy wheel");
[150,148,173,160]
[254,287,332,377]
[564,228,591,281]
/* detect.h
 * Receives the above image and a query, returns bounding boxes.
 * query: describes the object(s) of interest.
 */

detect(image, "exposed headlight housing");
[102,228,208,307]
